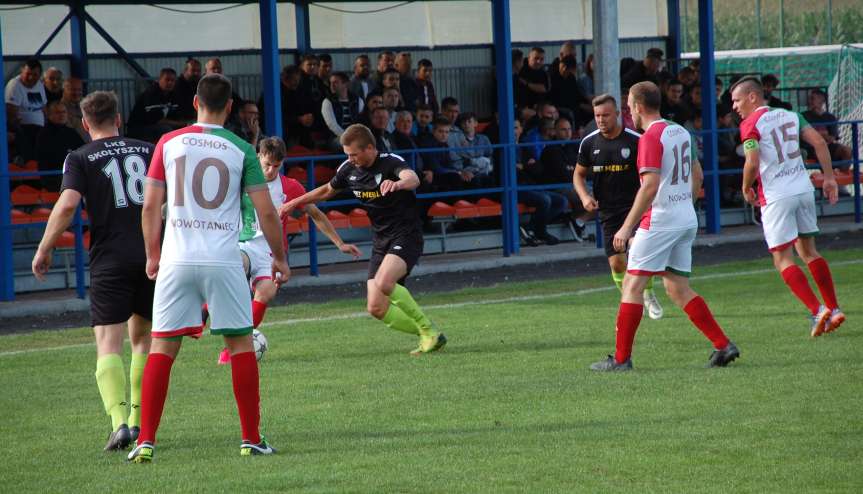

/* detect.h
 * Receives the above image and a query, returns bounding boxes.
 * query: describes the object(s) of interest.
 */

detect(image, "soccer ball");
[252,329,268,362]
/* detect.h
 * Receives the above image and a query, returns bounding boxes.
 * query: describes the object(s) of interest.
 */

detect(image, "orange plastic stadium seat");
[299,214,310,231]
[29,207,52,223]
[11,185,41,206]
[287,145,312,157]
[427,201,456,218]
[56,231,90,249]
[475,121,490,134]
[313,166,335,185]
[22,160,38,171]
[286,166,308,182]
[284,216,302,235]
[518,203,536,214]
[835,169,853,186]
[349,208,371,228]
[326,210,350,229]
[11,208,29,224]
[476,198,502,216]
[810,172,824,189]
[453,200,480,219]
[40,189,61,204]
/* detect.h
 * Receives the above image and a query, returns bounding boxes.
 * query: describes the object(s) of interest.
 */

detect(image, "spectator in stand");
[677,66,698,93]
[43,67,63,103]
[716,105,743,205]
[318,53,334,97]
[688,84,703,112]
[392,111,423,170]
[36,100,85,191]
[226,100,262,148]
[5,58,47,162]
[369,107,394,152]
[514,118,568,246]
[382,86,401,132]
[452,112,494,186]
[622,47,663,88]
[684,109,705,162]
[372,51,395,88]
[540,116,590,240]
[321,72,363,143]
[714,76,724,101]
[413,103,434,138]
[257,65,316,148]
[61,77,87,142]
[396,52,419,112]
[578,53,595,98]
[299,54,326,105]
[126,67,185,143]
[415,58,438,114]
[549,55,591,129]
[522,101,558,161]
[720,74,743,110]
[661,79,692,125]
[512,49,527,108]
[761,74,792,110]
[349,55,376,101]
[173,58,202,120]
[356,91,383,128]
[517,47,550,109]
[204,57,242,123]
[802,89,852,166]
[440,97,464,163]
[548,41,576,70]
[418,116,463,191]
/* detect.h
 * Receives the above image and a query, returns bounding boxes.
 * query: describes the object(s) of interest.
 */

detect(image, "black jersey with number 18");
[60,137,155,267]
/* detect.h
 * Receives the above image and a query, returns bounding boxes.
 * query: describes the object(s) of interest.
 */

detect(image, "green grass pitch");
[1,249,861,493]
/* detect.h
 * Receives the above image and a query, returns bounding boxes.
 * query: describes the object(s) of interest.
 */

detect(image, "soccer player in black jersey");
[281,124,446,355]
[32,91,155,451]
[573,94,664,319]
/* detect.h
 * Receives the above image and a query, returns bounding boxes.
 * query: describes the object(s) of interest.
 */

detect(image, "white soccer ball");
[252,329,268,362]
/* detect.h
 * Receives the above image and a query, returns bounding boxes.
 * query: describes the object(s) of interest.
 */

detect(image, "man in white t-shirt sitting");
[5,58,47,162]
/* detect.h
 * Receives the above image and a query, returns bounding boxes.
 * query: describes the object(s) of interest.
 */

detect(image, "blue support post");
[852,123,860,223]
[69,6,88,81]
[698,0,721,233]
[260,0,283,140]
[306,160,319,276]
[295,0,311,57]
[666,0,682,74]
[492,0,519,256]
[0,25,13,301]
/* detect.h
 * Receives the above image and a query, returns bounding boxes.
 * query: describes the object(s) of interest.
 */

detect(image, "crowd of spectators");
[5,45,854,243]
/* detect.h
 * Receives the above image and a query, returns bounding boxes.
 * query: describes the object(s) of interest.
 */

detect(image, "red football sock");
[252,300,267,329]
[780,265,821,315]
[230,351,261,444]
[614,302,643,364]
[807,258,838,310]
[137,353,175,445]
[683,296,730,350]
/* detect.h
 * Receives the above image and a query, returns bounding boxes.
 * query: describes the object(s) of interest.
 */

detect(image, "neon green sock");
[389,284,433,334]
[381,304,421,335]
[612,271,625,292]
[95,354,127,430]
[645,276,655,295]
[128,352,147,428]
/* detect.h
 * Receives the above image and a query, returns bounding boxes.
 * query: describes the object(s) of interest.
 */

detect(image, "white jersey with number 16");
[146,123,267,266]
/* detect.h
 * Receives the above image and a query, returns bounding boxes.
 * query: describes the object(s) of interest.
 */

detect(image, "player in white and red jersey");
[213,136,361,364]
[591,81,739,371]
[129,74,290,463]
[731,76,844,337]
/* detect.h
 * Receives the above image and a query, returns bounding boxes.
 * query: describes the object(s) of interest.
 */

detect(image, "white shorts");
[627,227,697,277]
[239,237,273,289]
[761,192,819,252]
[151,263,252,338]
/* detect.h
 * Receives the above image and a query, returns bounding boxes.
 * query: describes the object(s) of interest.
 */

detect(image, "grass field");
[1,249,861,493]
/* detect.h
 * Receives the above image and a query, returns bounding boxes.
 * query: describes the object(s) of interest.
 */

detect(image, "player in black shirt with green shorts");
[281,124,446,355]
[573,94,664,319]
[32,91,155,451]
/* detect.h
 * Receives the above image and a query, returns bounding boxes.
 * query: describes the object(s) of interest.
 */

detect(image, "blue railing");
[1,121,861,301]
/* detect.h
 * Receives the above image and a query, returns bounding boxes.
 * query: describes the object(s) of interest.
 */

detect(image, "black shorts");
[367,230,424,283]
[599,206,633,258]
[89,263,155,326]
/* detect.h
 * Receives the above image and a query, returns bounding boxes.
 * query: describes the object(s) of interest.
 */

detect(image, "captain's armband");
[743,139,759,152]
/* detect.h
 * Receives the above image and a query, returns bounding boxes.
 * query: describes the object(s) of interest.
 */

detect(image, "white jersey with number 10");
[146,123,267,266]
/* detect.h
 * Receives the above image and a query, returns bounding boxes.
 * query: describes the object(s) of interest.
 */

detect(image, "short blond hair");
[339,124,376,149]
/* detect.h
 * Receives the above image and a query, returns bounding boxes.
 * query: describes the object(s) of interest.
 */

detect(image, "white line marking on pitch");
[2,259,860,357]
